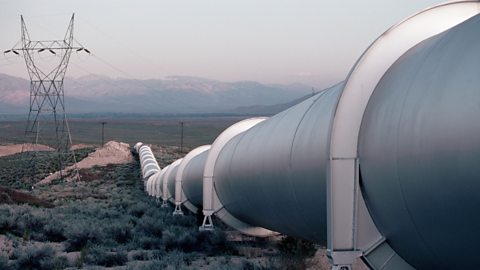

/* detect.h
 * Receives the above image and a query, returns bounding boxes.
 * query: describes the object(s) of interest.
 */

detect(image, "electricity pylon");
[4,14,89,184]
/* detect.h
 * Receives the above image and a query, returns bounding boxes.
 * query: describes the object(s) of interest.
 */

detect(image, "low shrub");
[83,246,128,267]
[65,222,104,252]
[43,221,66,242]
[106,222,132,244]
[199,230,235,255]
[12,245,64,270]
[168,214,196,227]
[128,202,149,218]
[126,260,163,270]
[0,205,52,241]
[277,236,316,258]
[162,250,192,269]
[135,236,161,250]
[0,207,14,233]
[0,255,9,269]
[162,227,234,255]
[131,250,151,261]
[134,215,164,238]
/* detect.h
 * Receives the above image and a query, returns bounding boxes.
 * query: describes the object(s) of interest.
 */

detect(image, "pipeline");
[135,2,480,269]
[134,142,160,193]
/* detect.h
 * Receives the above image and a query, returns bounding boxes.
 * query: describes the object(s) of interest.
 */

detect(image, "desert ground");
[0,116,367,269]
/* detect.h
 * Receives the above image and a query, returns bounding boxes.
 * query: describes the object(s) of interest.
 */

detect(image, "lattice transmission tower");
[4,14,89,183]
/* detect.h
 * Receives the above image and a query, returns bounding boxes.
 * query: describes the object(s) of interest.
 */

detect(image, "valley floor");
[0,143,332,270]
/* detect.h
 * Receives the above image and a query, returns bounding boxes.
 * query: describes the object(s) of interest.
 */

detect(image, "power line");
[4,14,89,183]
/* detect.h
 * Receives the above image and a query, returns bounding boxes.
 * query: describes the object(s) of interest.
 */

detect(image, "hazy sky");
[0,0,447,88]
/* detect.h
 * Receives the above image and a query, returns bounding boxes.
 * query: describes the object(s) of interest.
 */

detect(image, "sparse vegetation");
[278,235,316,258]
[0,143,323,269]
[11,245,68,270]
[0,147,95,189]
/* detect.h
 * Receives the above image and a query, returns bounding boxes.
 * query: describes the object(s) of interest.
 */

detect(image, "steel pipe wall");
[213,83,343,244]
[139,145,160,180]
[359,13,480,270]
[182,148,209,209]
[135,2,480,269]
[151,170,165,199]
[202,117,276,237]
[175,145,211,213]
[163,159,182,204]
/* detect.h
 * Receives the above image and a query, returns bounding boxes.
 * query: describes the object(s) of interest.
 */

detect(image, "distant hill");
[0,73,312,114]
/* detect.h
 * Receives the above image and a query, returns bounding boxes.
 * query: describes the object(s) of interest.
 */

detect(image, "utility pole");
[180,121,184,153]
[101,122,107,147]
[4,14,89,182]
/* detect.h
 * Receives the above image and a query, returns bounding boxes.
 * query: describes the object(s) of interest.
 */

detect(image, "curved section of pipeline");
[359,13,480,270]
[175,145,211,213]
[213,83,343,244]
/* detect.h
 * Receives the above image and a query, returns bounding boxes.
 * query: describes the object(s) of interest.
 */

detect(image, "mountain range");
[0,73,312,115]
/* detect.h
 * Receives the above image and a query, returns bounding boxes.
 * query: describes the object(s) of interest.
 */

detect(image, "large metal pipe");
[133,142,143,154]
[324,2,480,268]
[158,164,170,202]
[202,117,276,237]
[139,145,160,180]
[151,169,165,200]
[359,13,480,270]
[174,145,211,214]
[206,2,480,269]
[212,83,343,244]
[146,175,155,196]
[137,2,480,269]
[163,159,182,204]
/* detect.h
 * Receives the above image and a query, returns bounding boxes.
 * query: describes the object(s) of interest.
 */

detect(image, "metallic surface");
[213,83,343,244]
[134,142,143,153]
[5,15,89,182]
[202,117,275,237]
[164,159,182,203]
[139,145,160,180]
[135,2,480,269]
[146,175,154,196]
[325,2,480,268]
[359,13,480,270]
[176,145,211,213]
[148,171,162,197]
[159,165,170,199]
[152,170,165,199]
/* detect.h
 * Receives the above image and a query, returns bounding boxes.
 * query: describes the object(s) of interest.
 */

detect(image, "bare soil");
[0,144,54,157]
[37,141,133,185]
[0,186,53,208]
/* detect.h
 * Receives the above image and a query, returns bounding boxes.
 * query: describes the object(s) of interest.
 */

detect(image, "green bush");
[198,230,235,255]
[0,205,52,241]
[0,255,9,269]
[277,236,316,258]
[106,222,132,244]
[0,207,14,233]
[128,202,149,218]
[131,250,151,261]
[134,215,164,238]
[162,250,192,269]
[12,245,65,270]
[169,214,196,227]
[162,227,234,255]
[135,236,162,250]
[43,221,66,242]
[65,222,104,252]
[83,246,128,267]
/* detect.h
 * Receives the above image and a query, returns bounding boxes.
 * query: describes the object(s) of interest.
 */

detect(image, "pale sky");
[0,0,447,88]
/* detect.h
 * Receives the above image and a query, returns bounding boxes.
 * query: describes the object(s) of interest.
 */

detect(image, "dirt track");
[37,141,133,185]
[0,144,54,157]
